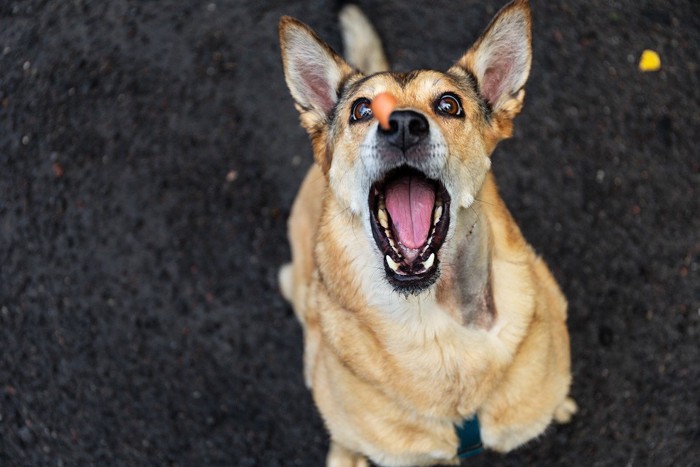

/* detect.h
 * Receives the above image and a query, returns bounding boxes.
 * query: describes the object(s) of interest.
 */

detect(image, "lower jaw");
[384,260,441,295]
[381,238,442,293]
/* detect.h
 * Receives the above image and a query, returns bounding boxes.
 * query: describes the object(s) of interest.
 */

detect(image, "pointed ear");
[451,0,532,124]
[279,17,356,124]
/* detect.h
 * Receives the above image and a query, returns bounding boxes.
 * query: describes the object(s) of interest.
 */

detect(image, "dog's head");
[280,0,532,295]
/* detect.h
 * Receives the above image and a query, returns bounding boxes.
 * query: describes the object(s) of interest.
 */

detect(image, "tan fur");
[339,5,389,74]
[279,1,575,465]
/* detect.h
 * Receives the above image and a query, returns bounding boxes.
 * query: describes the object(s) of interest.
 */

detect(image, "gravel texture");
[1,1,698,465]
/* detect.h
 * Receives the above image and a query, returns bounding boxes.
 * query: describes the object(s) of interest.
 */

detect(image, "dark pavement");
[1,1,698,465]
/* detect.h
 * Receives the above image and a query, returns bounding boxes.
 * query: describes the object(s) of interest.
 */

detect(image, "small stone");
[21,135,30,145]
[596,170,605,183]
[225,170,238,182]
[22,60,30,71]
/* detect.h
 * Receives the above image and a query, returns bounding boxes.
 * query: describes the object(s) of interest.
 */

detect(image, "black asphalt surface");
[1,1,698,465]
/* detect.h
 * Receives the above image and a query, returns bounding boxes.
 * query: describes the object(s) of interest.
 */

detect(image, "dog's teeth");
[388,236,398,252]
[386,255,400,272]
[378,208,389,228]
[433,204,442,224]
[423,253,435,270]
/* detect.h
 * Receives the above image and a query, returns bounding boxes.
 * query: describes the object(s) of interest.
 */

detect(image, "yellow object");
[639,49,661,72]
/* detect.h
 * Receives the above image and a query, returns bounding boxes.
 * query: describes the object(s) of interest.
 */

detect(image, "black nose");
[378,110,429,151]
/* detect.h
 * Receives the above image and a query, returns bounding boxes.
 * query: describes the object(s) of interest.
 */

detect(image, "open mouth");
[368,166,451,293]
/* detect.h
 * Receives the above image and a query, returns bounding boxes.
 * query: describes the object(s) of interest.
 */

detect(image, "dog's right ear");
[279,17,356,128]
[450,0,532,144]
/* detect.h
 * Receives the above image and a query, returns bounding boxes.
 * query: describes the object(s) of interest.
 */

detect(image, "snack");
[371,92,397,130]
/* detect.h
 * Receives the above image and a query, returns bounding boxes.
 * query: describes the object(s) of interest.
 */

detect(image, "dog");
[278,1,576,465]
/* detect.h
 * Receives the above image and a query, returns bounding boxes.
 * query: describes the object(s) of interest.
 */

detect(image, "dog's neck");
[436,202,495,328]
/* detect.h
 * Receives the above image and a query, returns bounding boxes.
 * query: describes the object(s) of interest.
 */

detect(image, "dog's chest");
[386,299,475,368]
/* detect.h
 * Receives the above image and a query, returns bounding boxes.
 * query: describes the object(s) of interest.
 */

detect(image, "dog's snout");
[379,110,429,151]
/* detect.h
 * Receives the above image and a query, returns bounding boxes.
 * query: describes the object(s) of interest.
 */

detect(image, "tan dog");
[278,1,576,465]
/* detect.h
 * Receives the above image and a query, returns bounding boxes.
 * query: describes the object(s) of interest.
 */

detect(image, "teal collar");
[455,416,483,459]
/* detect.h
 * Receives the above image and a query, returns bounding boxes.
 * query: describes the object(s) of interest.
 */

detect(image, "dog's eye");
[351,98,373,122]
[435,94,463,117]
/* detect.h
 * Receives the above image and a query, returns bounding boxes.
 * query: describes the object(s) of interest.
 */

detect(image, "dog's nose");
[378,110,429,151]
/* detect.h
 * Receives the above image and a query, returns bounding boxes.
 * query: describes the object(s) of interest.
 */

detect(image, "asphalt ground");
[1,1,698,465]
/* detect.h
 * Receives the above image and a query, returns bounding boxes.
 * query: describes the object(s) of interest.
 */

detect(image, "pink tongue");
[385,175,435,249]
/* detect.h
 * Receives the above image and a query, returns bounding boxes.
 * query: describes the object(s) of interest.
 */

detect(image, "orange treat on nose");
[371,93,397,130]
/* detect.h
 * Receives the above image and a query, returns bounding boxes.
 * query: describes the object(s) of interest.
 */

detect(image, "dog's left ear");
[451,0,532,139]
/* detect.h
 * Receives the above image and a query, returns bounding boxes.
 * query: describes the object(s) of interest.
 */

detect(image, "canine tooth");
[433,204,442,224]
[423,253,435,270]
[378,208,389,228]
[386,255,400,272]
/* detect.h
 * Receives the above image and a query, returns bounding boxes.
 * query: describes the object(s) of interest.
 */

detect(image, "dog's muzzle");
[365,109,452,294]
